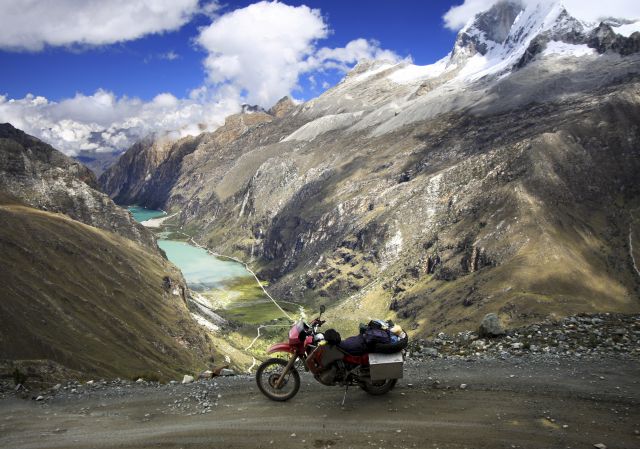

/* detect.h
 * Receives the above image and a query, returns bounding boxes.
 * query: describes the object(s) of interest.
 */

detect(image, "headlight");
[314,333,325,342]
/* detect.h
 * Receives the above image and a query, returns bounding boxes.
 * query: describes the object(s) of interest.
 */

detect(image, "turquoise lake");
[128,206,166,222]
[158,240,251,290]
[129,206,252,290]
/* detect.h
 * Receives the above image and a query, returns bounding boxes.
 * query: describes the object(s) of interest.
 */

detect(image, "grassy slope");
[0,198,213,380]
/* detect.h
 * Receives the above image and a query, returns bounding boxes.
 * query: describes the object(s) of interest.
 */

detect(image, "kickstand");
[341,384,349,407]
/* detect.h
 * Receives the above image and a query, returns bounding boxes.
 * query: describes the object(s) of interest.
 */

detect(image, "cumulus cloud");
[0,90,240,155]
[444,0,640,31]
[197,1,401,106]
[309,38,405,72]
[0,1,401,156]
[0,0,209,51]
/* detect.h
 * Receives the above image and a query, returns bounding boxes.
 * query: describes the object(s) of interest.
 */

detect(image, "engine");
[315,365,337,386]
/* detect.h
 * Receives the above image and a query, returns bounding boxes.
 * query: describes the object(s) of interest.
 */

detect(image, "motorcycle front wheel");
[360,378,397,395]
[256,357,301,401]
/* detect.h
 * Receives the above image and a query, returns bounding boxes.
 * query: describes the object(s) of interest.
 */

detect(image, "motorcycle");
[255,305,405,402]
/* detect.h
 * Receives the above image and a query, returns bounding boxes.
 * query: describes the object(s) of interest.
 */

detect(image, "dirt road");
[1,356,639,449]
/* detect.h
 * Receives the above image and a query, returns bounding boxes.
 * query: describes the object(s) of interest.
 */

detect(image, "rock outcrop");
[0,123,158,251]
[99,109,278,210]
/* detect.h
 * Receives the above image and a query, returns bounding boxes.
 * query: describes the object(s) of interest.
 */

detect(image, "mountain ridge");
[0,123,159,251]
[99,1,640,334]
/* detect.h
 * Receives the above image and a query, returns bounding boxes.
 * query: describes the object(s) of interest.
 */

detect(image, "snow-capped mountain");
[450,0,593,78]
[100,0,640,334]
[289,0,639,139]
[358,0,638,89]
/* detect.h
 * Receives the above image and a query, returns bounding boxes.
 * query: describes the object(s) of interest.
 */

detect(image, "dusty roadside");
[1,356,639,449]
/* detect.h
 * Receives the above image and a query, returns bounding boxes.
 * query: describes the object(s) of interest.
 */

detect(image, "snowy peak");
[475,0,523,44]
[452,0,524,59]
[449,0,592,76]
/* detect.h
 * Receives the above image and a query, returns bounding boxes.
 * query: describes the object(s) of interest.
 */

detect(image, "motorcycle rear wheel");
[360,378,397,395]
[256,358,301,401]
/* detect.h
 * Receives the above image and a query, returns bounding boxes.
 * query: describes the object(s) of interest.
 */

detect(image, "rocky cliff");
[99,97,295,210]
[0,123,158,251]
[100,1,640,334]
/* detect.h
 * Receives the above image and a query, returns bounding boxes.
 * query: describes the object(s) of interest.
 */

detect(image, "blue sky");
[0,1,458,103]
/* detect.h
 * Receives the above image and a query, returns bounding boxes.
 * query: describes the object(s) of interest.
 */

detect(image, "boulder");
[219,369,235,376]
[182,375,194,384]
[479,313,505,338]
[421,348,439,357]
[211,365,231,376]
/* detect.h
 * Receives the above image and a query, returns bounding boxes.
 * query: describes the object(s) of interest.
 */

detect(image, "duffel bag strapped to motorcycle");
[370,333,408,354]
[363,327,391,347]
[361,319,408,353]
[339,335,367,355]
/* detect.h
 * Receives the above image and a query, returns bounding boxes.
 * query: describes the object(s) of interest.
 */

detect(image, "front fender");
[267,341,294,354]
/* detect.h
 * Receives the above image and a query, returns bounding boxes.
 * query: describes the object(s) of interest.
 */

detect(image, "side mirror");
[319,305,326,314]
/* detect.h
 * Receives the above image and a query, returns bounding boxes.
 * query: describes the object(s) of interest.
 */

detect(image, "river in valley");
[127,206,294,328]
[128,206,252,291]
[157,240,251,290]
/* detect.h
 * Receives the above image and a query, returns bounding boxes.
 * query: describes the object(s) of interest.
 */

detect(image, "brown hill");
[0,195,213,379]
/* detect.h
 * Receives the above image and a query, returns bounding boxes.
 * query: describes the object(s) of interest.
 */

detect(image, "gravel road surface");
[1,356,639,449]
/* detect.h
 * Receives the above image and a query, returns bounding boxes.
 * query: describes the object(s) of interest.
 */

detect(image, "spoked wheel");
[360,378,397,396]
[255,358,301,401]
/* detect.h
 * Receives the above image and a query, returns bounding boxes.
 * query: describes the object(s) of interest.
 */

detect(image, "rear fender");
[267,342,294,354]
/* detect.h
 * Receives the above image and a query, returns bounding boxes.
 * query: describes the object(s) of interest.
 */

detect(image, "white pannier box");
[369,352,404,381]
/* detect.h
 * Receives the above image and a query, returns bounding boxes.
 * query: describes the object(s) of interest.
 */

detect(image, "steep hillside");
[0,123,157,251]
[99,98,294,209]
[100,1,640,334]
[0,194,213,379]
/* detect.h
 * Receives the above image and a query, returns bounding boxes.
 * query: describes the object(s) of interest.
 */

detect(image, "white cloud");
[307,38,405,72]
[0,0,208,51]
[0,90,240,155]
[197,1,327,107]
[160,51,180,61]
[197,1,401,107]
[444,0,640,31]
[0,1,401,156]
